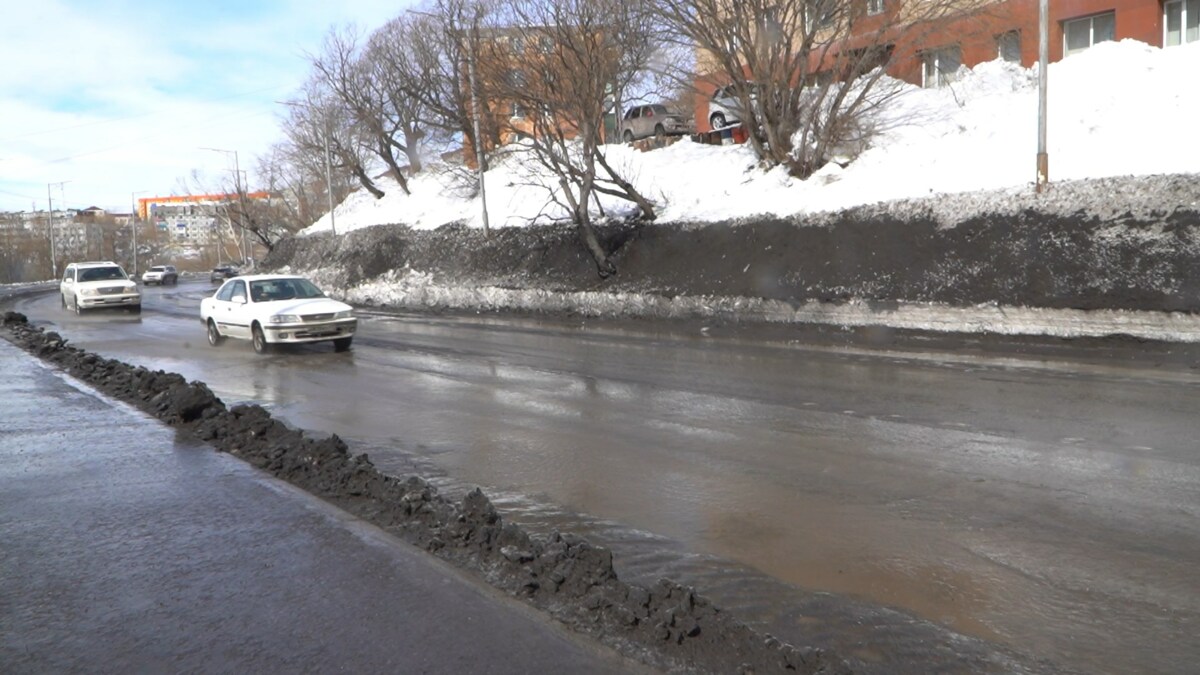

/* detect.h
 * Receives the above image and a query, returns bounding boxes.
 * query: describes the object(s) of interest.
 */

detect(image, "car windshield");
[79,267,127,282]
[150,267,165,272]
[248,278,326,302]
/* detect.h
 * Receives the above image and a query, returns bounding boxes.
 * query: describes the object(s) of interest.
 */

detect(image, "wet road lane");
[12,280,1200,674]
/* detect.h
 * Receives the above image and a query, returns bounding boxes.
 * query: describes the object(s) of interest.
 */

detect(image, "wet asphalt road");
[8,279,1200,674]
[0,336,638,674]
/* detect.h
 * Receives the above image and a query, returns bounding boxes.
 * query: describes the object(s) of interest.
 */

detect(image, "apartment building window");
[1165,0,1199,46]
[997,30,1021,62]
[866,0,884,16]
[806,0,836,28]
[921,45,962,88]
[845,43,894,78]
[1063,12,1115,57]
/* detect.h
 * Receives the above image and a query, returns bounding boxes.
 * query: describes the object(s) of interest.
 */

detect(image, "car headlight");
[270,314,300,323]
[79,288,99,296]
[334,310,354,319]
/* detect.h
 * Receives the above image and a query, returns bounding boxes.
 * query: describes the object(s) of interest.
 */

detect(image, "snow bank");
[301,40,1200,236]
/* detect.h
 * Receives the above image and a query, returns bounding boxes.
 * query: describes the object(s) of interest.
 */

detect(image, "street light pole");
[1036,0,1049,193]
[46,180,70,278]
[130,191,148,276]
[277,100,337,236]
[467,10,490,236]
[201,147,248,262]
[324,116,336,237]
[47,184,56,279]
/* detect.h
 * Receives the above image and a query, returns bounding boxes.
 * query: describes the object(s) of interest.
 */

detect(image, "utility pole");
[201,147,248,262]
[1036,0,1049,193]
[278,100,337,236]
[467,9,490,236]
[130,191,148,275]
[47,185,56,279]
[323,116,336,236]
[46,180,70,278]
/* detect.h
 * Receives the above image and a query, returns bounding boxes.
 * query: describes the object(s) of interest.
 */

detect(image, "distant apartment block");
[137,192,270,244]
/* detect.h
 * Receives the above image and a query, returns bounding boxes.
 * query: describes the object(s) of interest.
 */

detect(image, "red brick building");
[694,0,1196,131]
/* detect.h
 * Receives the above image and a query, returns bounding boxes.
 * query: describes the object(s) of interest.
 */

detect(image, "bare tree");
[363,14,446,174]
[398,0,505,173]
[481,0,661,277]
[253,142,326,235]
[659,0,996,178]
[309,23,431,196]
[283,78,384,200]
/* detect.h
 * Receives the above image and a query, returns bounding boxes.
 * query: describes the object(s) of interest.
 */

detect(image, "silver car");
[621,104,693,142]
[708,84,756,130]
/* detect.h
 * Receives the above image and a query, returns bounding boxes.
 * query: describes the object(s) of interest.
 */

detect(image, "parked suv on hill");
[60,261,141,314]
[621,104,693,142]
[141,264,178,286]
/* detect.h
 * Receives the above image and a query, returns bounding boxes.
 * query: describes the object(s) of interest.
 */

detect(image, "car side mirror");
[231,294,247,304]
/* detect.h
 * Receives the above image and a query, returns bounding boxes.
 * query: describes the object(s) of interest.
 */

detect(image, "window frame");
[806,0,836,29]
[997,30,1021,63]
[920,45,962,89]
[1164,0,1200,46]
[1063,11,1116,57]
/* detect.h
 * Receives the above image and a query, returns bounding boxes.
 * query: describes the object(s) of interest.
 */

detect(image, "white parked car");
[200,274,357,354]
[708,83,756,130]
[141,264,178,286]
[60,261,141,314]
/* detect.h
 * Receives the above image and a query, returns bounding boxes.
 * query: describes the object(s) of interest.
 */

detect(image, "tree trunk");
[350,163,386,199]
[378,137,412,196]
[558,176,614,278]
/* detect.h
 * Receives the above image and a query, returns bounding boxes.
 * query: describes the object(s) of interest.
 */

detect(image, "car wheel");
[654,124,665,142]
[73,295,85,315]
[252,324,270,354]
[128,304,141,315]
[61,293,67,310]
[623,129,633,143]
[207,319,224,347]
[333,337,353,353]
[710,112,726,129]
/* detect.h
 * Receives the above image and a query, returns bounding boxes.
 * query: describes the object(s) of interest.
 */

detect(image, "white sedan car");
[200,274,357,354]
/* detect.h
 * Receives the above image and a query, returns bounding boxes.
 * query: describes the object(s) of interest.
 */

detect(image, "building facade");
[137,192,270,245]
[694,0,1197,131]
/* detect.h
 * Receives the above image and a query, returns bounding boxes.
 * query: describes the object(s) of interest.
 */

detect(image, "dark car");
[210,266,239,283]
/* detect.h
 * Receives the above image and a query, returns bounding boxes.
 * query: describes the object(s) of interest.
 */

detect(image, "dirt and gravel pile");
[2,309,850,675]
[264,173,1200,318]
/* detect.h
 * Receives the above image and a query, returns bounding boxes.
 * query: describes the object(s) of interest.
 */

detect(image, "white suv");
[60,261,142,314]
[141,264,178,286]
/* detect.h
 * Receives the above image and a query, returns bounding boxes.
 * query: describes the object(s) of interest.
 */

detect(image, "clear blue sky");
[0,0,409,213]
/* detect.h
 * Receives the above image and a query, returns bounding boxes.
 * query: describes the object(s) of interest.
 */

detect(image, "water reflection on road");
[15,282,1200,675]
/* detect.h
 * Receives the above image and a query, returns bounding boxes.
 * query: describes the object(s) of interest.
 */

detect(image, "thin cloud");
[0,0,410,212]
